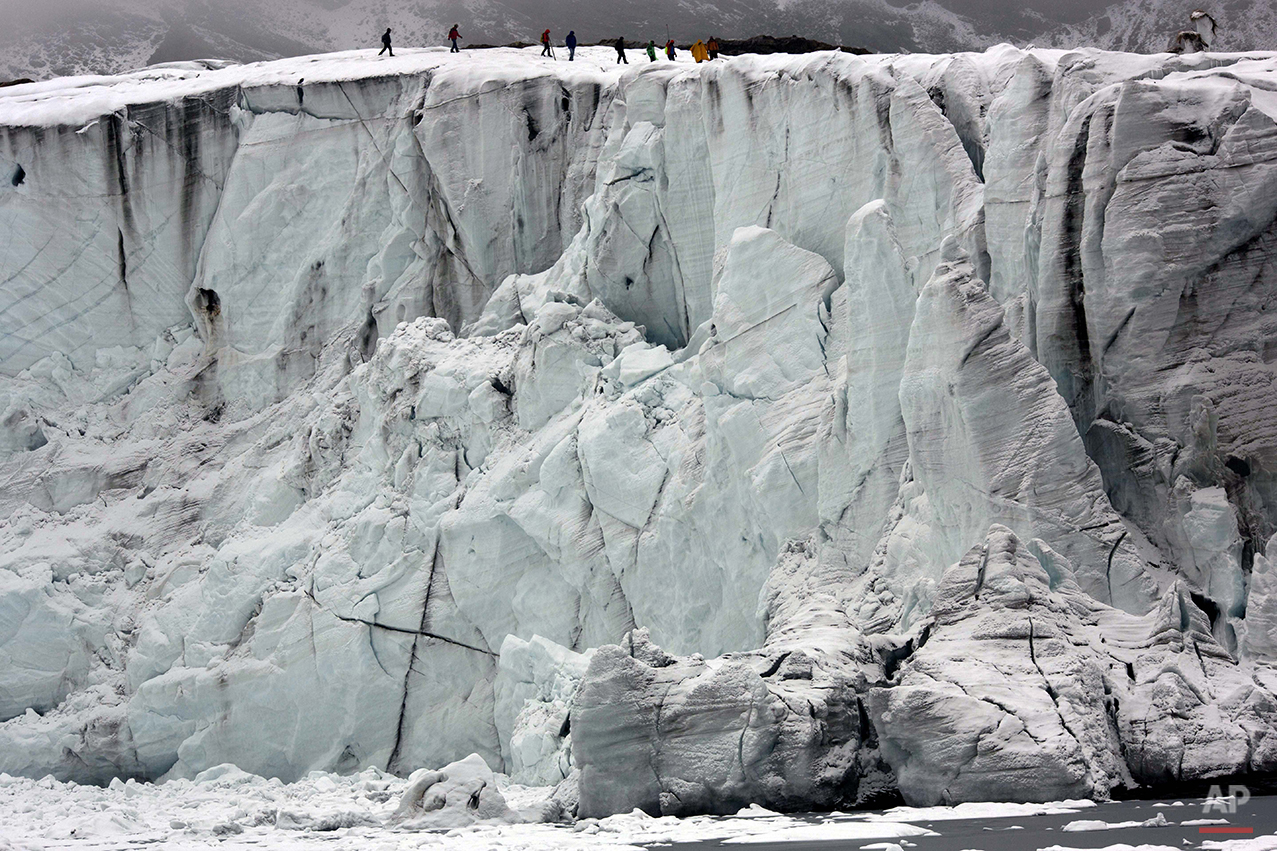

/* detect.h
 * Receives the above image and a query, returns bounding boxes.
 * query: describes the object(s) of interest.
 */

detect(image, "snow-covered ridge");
[2,44,1277,814]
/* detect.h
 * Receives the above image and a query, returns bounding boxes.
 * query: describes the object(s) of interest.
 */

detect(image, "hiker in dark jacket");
[541,29,553,57]
[566,30,577,60]
[379,28,393,56]
[448,24,461,52]
[615,36,628,64]
[707,36,720,59]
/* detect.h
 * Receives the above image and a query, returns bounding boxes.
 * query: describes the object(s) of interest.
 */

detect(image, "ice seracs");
[494,634,593,786]
[1,44,1277,812]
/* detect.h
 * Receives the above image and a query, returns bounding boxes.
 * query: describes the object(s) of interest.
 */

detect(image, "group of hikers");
[379,25,462,56]
[377,26,723,63]
[548,32,722,63]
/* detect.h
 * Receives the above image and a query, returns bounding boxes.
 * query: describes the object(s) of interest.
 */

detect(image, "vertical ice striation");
[0,93,239,376]
[0,46,1276,809]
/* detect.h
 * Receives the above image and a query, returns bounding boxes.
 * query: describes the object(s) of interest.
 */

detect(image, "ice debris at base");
[1062,813,1169,831]
[867,800,1097,821]
[718,820,937,843]
[391,753,517,827]
[3,44,1277,813]
[1038,846,1181,851]
[0,766,1101,850]
[1202,839,1277,851]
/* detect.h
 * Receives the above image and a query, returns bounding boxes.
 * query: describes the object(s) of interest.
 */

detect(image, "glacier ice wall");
[1,46,1277,809]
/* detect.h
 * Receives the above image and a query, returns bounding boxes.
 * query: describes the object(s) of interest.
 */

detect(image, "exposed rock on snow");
[2,45,1277,813]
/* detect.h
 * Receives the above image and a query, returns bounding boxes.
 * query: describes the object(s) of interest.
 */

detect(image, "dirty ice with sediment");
[2,42,1277,847]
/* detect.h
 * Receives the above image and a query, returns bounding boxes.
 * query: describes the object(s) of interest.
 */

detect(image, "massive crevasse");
[1,45,1276,810]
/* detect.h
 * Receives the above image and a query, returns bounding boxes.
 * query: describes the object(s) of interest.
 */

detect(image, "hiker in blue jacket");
[566,30,577,61]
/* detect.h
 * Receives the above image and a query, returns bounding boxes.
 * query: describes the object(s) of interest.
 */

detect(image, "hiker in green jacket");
[646,40,657,61]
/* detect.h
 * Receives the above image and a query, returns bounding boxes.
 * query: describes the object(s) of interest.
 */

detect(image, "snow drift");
[2,44,1277,811]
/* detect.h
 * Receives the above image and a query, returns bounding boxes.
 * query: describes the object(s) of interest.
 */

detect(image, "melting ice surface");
[3,42,1277,824]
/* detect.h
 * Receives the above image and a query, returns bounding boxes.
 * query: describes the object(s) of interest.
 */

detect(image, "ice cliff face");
[2,45,1277,811]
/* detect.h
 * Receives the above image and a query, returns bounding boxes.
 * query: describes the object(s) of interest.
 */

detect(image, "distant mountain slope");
[0,0,1269,82]
[1038,0,1277,52]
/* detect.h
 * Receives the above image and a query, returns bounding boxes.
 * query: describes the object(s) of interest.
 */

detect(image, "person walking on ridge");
[707,36,720,59]
[646,40,657,61]
[665,39,677,60]
[448,24,461,53]
[615,36,628,64]
[566,30,577,60]
[691,39,708,62]
[379,28,394,57]
[541,29,554,58]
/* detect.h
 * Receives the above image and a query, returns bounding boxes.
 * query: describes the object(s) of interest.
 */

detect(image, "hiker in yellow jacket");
[691,40,709,62]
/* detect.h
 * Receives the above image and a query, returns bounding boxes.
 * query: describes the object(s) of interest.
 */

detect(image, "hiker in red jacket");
[448,24,461,53]
[541,29,554,58]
